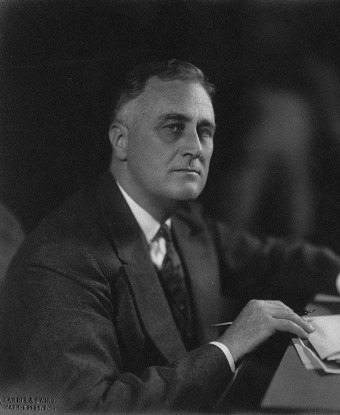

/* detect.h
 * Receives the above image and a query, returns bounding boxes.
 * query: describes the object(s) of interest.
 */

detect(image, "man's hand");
[219,299,314,363]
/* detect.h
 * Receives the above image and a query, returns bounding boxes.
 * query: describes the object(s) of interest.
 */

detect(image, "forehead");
[136,77,215,120]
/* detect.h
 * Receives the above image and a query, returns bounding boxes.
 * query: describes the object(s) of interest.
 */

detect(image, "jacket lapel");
[172,209,222,344]
[96,173,186,362]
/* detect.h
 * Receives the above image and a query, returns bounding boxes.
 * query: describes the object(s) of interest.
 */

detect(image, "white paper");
[292,338,340,374]
[306,314,340,360]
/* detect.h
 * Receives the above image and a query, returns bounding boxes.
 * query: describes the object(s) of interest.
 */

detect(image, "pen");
[210,309,316,327]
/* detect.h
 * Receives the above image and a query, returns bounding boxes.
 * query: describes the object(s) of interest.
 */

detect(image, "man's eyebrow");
[157,112,191,124]
[198,119,216,132]
[157,112,216,130]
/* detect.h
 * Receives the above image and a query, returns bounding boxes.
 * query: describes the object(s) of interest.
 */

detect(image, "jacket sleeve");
[0,238,233,413]
[212,218,340,304]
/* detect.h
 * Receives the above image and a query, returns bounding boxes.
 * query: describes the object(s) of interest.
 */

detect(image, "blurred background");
[1,0,340,279]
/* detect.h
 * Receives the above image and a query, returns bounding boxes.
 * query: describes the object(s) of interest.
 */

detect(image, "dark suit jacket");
[0,172,339,412]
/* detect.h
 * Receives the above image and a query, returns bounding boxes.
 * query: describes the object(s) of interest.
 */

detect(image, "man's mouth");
[173,168,201,175]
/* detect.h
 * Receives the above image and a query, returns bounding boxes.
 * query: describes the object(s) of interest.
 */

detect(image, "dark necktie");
[155,223,194,346]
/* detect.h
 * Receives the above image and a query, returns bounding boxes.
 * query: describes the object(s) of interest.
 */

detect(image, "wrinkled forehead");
[137,77,215,118]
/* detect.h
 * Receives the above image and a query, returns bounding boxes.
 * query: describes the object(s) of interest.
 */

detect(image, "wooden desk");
[262,297,340,411]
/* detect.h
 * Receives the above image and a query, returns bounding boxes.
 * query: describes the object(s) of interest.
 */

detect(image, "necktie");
[154,223,194,347]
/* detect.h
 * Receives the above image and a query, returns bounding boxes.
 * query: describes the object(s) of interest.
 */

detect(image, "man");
[0,60,339,413]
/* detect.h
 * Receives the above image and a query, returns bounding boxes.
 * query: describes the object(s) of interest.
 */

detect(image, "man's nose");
[182,130,202,159]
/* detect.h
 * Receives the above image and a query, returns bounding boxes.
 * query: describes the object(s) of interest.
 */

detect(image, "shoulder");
[7,175,122,283]
[20,179,99,248]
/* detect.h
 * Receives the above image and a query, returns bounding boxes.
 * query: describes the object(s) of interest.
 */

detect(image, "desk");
[261,297,340,410]
[262,342,340,411]
[262,296,340,411]
[219,295,340,412]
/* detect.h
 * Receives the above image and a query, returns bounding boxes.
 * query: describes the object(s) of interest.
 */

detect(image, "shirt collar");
[116,181,171,243]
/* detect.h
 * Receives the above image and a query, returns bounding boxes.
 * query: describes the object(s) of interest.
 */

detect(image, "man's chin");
[170,184,204,201]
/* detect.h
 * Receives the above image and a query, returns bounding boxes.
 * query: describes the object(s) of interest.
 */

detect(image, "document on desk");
[292,314,340,374]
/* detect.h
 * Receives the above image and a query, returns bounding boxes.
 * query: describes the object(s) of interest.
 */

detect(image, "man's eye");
[165,123,183,134]
[199,128,214,139]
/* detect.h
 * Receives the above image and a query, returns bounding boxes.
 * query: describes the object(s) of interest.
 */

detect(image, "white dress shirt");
[116,182,236,372]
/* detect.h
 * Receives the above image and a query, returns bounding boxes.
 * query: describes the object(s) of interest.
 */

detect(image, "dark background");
[1,0,340,249]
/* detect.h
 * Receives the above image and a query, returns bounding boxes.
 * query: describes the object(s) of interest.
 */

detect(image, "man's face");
[118,77,215,215]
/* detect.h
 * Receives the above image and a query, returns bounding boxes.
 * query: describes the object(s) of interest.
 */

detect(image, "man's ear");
[108,122,129,161]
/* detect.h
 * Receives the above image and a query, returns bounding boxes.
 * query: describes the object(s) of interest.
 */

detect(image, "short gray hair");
[110,59,215,123]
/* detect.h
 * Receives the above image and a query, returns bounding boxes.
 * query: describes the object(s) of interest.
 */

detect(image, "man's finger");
[271,308,315,332]
[274,318,312,339]
[265,300,293,310]
[274,314,314,338]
